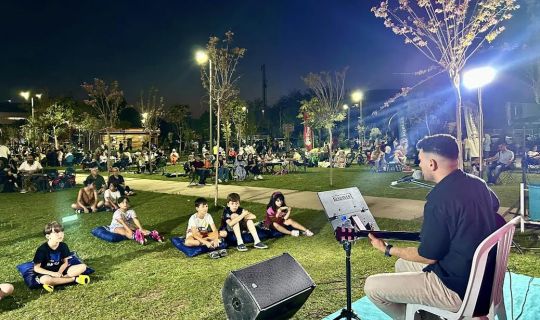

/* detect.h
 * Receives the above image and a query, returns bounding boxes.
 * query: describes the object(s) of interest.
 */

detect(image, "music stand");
[318,187,378,320]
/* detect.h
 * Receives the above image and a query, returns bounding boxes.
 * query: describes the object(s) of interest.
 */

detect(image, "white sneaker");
[20,189,27,194]
[218,179,223,183]
[291,230,300,237]
[258,175,263,180]
[253,176,258,180]
[304,230,314,237]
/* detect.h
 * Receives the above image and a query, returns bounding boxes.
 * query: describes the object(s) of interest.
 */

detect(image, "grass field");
[1,188,540,319]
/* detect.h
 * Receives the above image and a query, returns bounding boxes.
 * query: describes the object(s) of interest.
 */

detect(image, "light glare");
[463,67,496,89]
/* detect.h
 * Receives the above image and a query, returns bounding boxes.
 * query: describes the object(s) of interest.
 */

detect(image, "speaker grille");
[231,253,315,310]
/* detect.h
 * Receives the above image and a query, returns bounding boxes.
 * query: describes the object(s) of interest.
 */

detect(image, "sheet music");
[318,187,380,231]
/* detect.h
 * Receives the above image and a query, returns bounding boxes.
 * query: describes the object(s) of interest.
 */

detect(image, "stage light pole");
[463,66,496,179]
[195,50,213,155]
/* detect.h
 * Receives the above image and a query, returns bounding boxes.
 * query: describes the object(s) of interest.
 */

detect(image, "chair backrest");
[458,216,519,317]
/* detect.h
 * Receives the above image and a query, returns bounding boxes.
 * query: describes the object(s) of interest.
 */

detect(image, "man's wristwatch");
[384,244,393,257]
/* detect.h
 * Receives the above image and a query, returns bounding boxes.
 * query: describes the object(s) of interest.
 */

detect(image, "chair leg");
[405,305,418,320]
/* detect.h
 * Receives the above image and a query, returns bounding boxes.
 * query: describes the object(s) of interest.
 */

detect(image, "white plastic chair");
[405,216,520,320]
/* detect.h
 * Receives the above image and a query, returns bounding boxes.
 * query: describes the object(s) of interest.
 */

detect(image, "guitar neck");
[338,230,420,242]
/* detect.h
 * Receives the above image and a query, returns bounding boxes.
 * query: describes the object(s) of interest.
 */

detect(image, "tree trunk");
[328,127,333,186]
[452,73,464,170]
[179,127,182,155]
[106,130,112,177]
[53,127,59,150]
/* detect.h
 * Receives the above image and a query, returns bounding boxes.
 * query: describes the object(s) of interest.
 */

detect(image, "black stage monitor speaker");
[222,253,316,320]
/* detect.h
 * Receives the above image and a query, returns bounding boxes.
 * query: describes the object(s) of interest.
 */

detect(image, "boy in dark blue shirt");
[33,221,90,292]
[219,192,268,251]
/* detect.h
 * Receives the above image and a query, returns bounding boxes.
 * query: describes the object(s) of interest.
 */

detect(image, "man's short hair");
[194,197,207,208]
[227,193,240,203]
[416,134,459,160]
[83,178,95,187]
[44,221,64,235]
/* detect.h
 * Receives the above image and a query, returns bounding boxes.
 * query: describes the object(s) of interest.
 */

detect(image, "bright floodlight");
[241,106,247,112]
[463,67,496,89]
[195,50,209,65]
[343,104,349,110]
[351,90,363,103]
[35,93,43,99]
[19,91,30,101]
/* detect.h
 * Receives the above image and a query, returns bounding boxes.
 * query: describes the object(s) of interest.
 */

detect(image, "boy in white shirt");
[185,197,227,258]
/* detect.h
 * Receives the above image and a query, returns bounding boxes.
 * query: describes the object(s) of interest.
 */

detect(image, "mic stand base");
[332,241,361,320]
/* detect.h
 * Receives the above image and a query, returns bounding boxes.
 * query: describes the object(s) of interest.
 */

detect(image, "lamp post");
[195,50,213,155]
[343,104,350,140]
[19,91,42,146]
[463,66,496,179]
[351,90,364,147]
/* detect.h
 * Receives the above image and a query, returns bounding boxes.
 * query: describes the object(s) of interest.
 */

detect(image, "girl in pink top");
[264,191,314,237]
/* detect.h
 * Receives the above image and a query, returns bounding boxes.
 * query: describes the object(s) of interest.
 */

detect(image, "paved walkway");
[78,175,426,220]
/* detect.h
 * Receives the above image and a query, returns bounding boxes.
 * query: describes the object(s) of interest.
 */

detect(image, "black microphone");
[390,169,423,186]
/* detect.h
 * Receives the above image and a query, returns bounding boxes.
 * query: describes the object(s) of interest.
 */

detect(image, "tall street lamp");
[343,104,350,140]
[195,50,213,154]
[463,66,496,179]
[19,91,42,146]
[351,90,364,146]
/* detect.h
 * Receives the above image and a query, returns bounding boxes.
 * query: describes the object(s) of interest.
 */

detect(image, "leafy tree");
[137,87,165,173]
[81,79,125,170]
[199,31,246,205]
[39,102,75,149]
[167,104,191,154]
[371,0,519,168]
[301,68,348,186]
[78,113,101,151]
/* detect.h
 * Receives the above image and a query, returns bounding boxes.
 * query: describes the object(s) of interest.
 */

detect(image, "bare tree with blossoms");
[81,79,125,171]
[371,0,519,168]
[199,30,246,206]
[302,68,348,186]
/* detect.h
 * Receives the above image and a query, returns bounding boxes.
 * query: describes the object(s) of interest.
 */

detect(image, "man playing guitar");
[364,134,501,319]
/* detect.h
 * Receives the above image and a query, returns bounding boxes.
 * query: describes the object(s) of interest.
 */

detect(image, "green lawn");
[1,189,540,319]
[77,164,535,207]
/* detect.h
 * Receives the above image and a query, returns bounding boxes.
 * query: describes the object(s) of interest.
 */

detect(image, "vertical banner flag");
[303,113,313,151]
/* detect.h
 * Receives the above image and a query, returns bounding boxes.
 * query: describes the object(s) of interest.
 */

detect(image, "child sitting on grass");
[185,197,227,259]
[71,179,104,213]
[219,192,268,252]
[265,191,313,237]
[109,197,164,245]
[0,283,14,300]
[33,221,90,293]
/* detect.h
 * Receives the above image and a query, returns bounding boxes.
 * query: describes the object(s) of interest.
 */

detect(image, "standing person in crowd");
[485,143,514,185]
[364,134,501,320]
[265,191,313,237]
[57,148,64,167]
[170,148,179,165]
[483,133,491,159]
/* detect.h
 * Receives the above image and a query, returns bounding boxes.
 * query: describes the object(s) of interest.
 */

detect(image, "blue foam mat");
[323,272,540,320]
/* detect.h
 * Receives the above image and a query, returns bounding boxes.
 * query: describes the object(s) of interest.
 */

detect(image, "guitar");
[335,227,420,242]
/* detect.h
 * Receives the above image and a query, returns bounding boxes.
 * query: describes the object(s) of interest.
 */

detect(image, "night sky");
[0,1,533,119]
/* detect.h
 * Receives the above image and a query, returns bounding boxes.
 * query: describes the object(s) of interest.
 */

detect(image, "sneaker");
[303,230,314,237]
[43,284,54,293]
[75,275,91,285]
[258,175,263,180]
[198,183,205,186]
[208,251,221,259]
[20,189,27,194]
[237,244,248,252]
[253,242,268,249]
[134,229,145,245]
[75,209,83,214]
[149,230,164,242]
[291,230,300,237]
[218,179,223,183]
[253,176,258,180]
[218,248,228,257]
